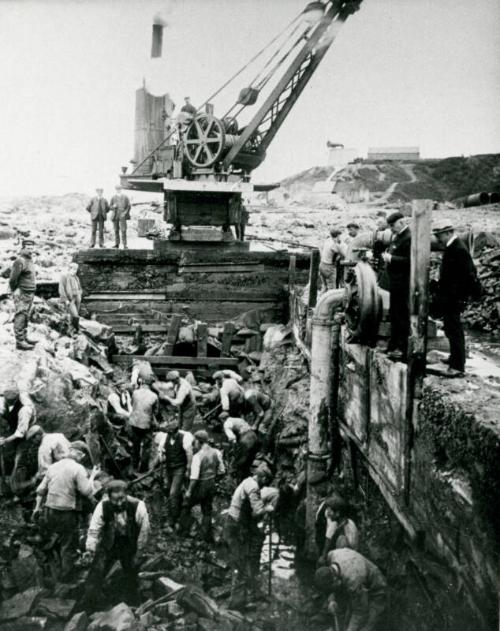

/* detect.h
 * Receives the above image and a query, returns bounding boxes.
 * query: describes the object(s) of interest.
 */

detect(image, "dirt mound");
[280,153,500,204]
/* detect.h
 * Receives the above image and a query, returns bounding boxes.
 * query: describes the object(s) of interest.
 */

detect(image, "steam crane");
[121,0,363,243]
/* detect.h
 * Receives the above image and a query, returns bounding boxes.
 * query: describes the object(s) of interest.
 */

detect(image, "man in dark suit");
[434,223,478,376]
[382,212,411,361]
[86,188,109,248]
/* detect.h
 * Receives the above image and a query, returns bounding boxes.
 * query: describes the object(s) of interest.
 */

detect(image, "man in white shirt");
[320,228,343,291]
[159,371,197,431]
[107,380,132,425]
[213,371,245,417]
[129,377,159,472]
[83,480,150,609]
[222,415,260,481]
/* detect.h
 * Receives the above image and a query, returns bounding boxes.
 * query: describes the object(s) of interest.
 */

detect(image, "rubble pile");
[463,246,500,332]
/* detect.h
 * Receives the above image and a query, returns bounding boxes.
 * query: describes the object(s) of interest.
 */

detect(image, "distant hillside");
[280,154,500,203]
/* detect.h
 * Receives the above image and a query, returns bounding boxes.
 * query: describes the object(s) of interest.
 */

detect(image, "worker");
[58,262,82,334]
[83,480,150,609]
[131,359,155,388]
[433,223,479,376]
[9,238,37,350]
[34,426,72,478]
[317,494,359,565]
[222,414,260,481]
[382,212,411,361]
[213,371,245,417]
[128,376,159,472]
[180,96,197,116]
[86,188,110,249]
[160,370,197,431]
[314,548,387,631]
[224,463,275,609]
[222,368,244,384]
[234,200,249,241]
[180,429,225,543]
[109,185,131,249]
[243,388,272,430]
[161,418,194,529]
[107,378,132,426]
[33,447,99,580]
[320,228,343,291]
[0,386,36,479]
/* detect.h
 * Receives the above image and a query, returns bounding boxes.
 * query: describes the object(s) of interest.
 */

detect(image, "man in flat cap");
[109,185,131,249]
[9,239,37,350]
[433,223,479,376]
[86,188,109,248]
[382,212,411,361]
[158,370,197,431]
[180,96,197,116]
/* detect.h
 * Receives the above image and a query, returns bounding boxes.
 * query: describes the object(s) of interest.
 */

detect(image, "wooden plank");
[221,322,236,357]
[307,249,320,309]
[164,314,182,355]
[403,200,431,503]
[87,293,166,301]
[178,264,265,274]
[112,355,239,367]
[111,324,169,334]
[197,322,208,358]
[165,286,285,303]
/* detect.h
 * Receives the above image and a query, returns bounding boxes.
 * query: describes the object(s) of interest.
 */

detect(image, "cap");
[22,238,35,247]
[346,222,360,229]
[166,370,180,381]
[386,212,404,226]
[314,567,335,593]
[96,188,104,192]
[324,493,347,513]
[212,371,225,381]
[433,223,454,235]
[3,383,20,401]
[255,462,273,482]
[194,430,209,444]
[115,184,122,189]
[106,479,128,494]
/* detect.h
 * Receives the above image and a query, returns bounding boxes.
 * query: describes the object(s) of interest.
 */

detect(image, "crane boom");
[222,0,362,172]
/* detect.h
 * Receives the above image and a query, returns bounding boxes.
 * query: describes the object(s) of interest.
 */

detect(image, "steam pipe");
[305,288,346,556]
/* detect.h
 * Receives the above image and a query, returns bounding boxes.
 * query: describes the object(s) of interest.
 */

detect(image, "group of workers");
[320,210,479,375]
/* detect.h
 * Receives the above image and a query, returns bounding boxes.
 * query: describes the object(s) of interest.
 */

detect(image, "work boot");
[16,340,34,351]
[71,316,80,333]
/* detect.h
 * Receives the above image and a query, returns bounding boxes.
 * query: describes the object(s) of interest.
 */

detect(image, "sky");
[0,0,499,197]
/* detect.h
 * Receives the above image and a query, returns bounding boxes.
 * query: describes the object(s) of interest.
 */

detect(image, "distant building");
[367,146,420,161]
[327,143,359,169]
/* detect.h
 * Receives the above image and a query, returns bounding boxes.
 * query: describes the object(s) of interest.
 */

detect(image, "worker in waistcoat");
[107,379,132,426]
[109,185,131,249]
[161,419,193,528]
[222,415,260,481]
[82,480,150,610]
[9,239,37,350]
[179,430,225,542]
[86,188,109,248]
[224,463,275,609]
[160,371,198,432]
[58,262,82,334]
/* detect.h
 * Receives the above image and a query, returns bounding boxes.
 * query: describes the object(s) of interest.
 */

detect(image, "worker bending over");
[213,371,245,417]
[83,480,150,609]
[224,463,275,609]
[160,419,193,530]
[243,388,272,430]
[222,414,260,481]
[180,430,225,542]
[315,548,386,631]
[34,447,99,580]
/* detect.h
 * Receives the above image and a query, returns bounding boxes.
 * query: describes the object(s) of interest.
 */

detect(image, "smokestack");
[151,24,163,58]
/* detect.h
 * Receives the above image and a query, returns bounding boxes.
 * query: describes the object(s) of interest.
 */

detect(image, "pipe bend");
[313,288,346,319]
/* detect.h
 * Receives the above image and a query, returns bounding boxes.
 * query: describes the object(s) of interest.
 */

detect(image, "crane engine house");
[119,0,362,242]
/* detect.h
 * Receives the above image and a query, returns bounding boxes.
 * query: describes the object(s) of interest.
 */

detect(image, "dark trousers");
[179,478,215,542]
[165,466,186,524]
[388,284,409,356]
[233,431,260,482]
[443,301,465,371]
[113,219,127,247]
[13,291,34,343]
[45,508,79,579]
[81,537,139,611]
[180,403,196,432]
[224,514,264,603]
[130,426,151,472]
[90,218,105,247]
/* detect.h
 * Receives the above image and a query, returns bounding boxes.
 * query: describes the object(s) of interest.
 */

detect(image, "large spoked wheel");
[184,114,226,168]
[344,262,382,346]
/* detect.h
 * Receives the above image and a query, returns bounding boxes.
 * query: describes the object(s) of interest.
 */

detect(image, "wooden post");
[403,200,431,503]
[221,322,236,357]
[288,255,296,293]
[197,322,208,358]
[308,248,320,310]
[164,314,182,355]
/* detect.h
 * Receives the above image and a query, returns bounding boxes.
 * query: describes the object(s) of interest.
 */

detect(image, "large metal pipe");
[489,192,500,205]
[305,288,346,556]
[462,192,490,208]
